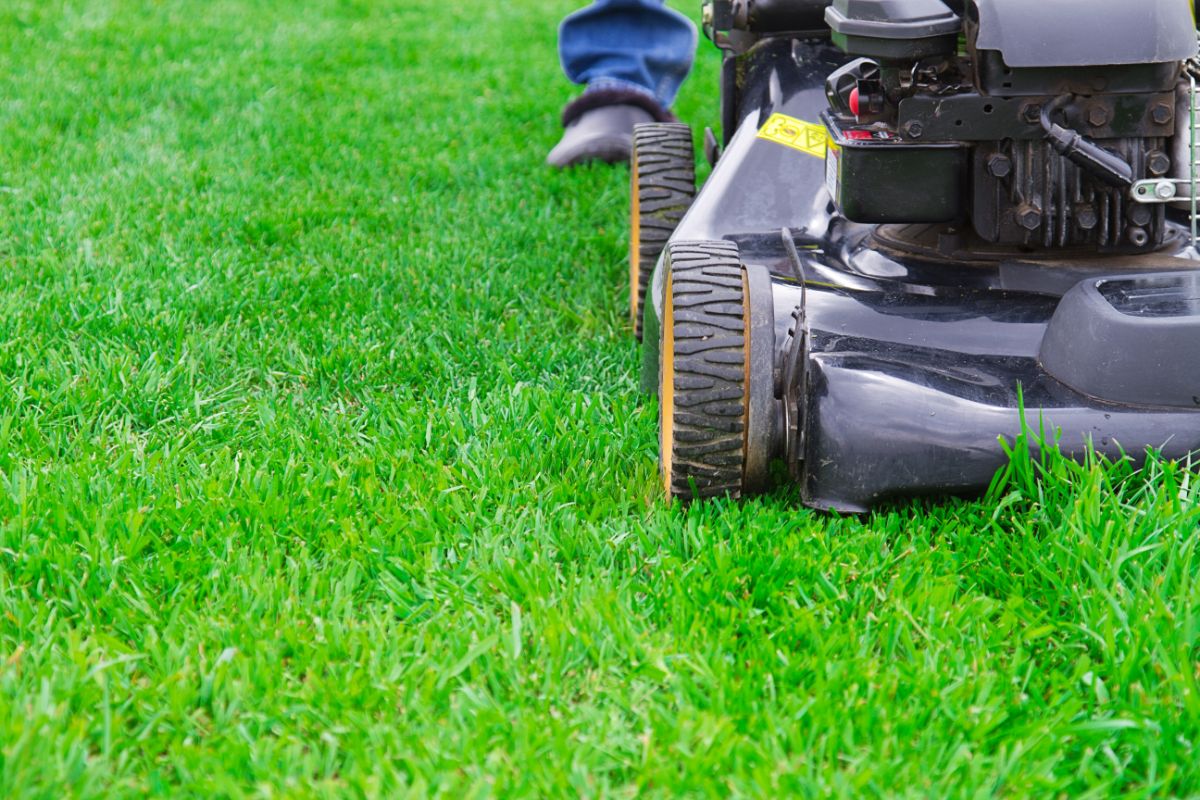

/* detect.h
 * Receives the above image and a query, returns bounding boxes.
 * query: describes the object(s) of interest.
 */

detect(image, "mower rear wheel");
[631,123,695,341]
[659,240,749,501]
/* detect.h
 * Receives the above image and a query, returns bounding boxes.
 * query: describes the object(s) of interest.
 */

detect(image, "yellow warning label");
[757,113,828,158]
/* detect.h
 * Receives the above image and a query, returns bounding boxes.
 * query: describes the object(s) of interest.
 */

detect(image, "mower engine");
[821,0,1199,252]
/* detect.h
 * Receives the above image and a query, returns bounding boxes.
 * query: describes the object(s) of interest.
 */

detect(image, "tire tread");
[632,123,695,340]
[662,240,748,501]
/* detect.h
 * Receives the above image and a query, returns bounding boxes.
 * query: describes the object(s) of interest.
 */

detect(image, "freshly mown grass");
[0,0,1196,797]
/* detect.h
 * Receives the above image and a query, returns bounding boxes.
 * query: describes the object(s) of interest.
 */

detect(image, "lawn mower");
[630,0,1200,512]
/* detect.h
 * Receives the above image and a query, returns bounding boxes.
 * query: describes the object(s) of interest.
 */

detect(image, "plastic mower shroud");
[635,6,1200,513]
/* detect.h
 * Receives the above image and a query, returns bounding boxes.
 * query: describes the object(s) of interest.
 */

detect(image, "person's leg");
[559,0,697,111]
[547,0,697,167]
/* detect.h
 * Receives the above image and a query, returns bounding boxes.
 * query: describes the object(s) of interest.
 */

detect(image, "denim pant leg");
[559,0,698,110]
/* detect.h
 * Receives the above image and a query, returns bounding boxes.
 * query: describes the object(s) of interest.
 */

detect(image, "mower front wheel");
[659,241,750,501]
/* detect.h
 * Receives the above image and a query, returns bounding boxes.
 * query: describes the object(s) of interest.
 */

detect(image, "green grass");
[0,1,1197,797]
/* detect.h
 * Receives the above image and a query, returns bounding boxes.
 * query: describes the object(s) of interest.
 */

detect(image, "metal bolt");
[1152,103,1173,125]
[1129,204,1152,226]
[1088,106,1109,127]
[1147,151,1172,176]
[987,153,1012,178]
[1021,104,1042,125]
[1128,227,1150,247]
[1075,205,1099,230]
[1154,180,1177,200]
[903,120,924,138]
[1017,205,1042,230]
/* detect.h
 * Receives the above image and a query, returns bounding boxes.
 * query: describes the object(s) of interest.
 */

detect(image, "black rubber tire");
[659,240,748,501]
[631,123,695,341]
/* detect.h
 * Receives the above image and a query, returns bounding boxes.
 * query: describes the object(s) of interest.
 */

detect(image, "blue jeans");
[559,0,698,110]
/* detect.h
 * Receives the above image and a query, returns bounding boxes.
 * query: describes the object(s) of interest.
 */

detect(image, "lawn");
[0,1,1198,797]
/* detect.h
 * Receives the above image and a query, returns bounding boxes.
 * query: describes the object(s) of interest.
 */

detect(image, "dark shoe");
[547,88,675,168]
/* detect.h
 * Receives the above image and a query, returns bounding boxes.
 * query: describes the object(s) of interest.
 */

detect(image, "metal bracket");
[1132,179,1192,203]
